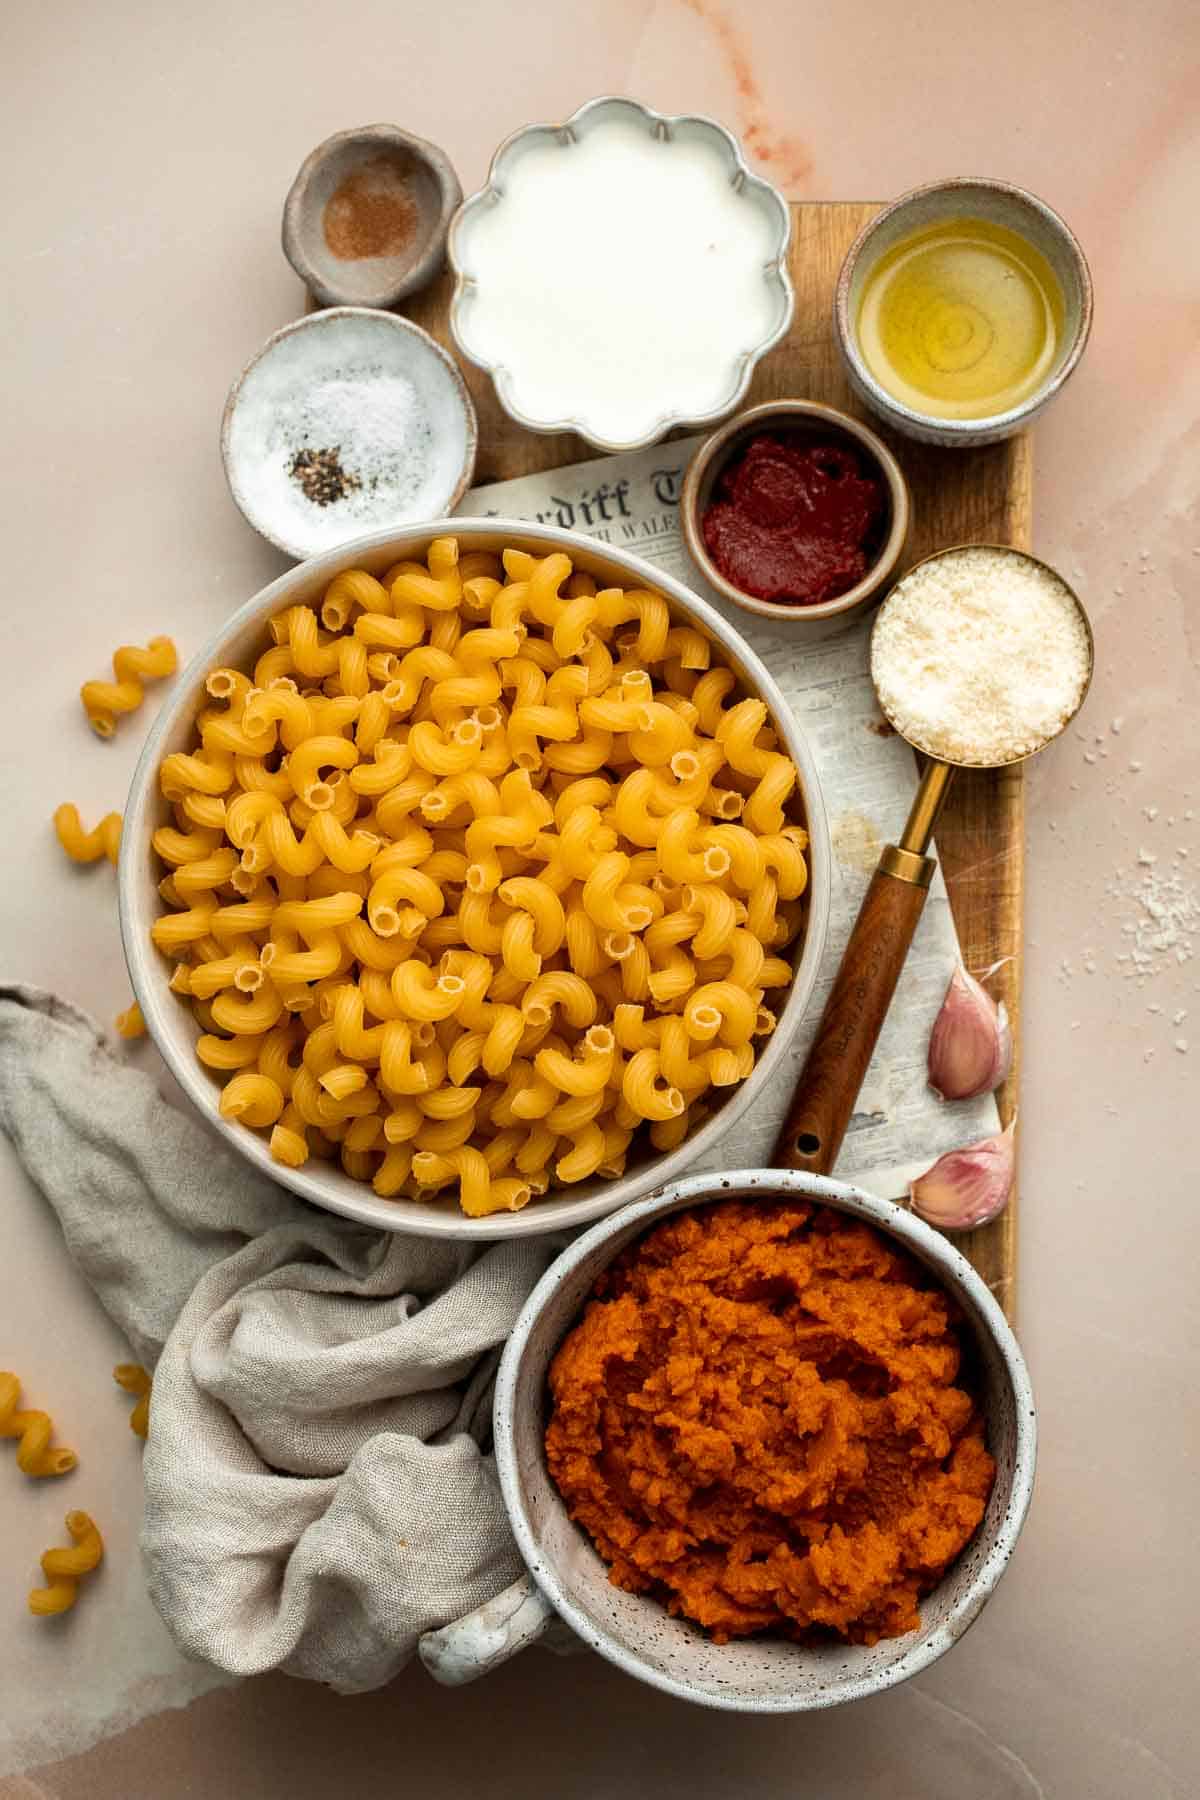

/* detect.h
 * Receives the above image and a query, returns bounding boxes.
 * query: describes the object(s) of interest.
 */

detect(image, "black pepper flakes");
[288,446,362,507]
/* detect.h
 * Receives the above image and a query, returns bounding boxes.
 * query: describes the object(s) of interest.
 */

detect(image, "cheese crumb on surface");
[871,548,1092,765]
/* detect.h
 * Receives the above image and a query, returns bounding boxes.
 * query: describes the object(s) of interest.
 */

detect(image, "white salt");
[225,313,469,558]
[1109,865,1200,981]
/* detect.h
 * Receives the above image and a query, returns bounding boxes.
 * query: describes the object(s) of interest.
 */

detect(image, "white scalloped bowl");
[449,98,794,454]
[119,519,831,1242]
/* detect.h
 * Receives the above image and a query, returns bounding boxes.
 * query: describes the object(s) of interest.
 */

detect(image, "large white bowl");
[119,520,831,1240]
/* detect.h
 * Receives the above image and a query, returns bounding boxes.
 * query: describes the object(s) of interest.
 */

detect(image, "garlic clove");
[928,961,1013,1101]
[909,1118,1017,1232]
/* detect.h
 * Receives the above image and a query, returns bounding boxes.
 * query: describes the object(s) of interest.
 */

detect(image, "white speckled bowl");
[493,1168,1036,1711]
[221,308,477,560]
[450,96,794,453]
[119,519,831,1241]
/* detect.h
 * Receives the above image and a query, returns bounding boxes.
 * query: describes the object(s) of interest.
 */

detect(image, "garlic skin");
[927,962,1012,1101]
[909,1119,1016,1232]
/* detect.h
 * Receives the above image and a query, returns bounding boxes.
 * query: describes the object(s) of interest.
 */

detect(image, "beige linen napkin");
[0,986,549,1692]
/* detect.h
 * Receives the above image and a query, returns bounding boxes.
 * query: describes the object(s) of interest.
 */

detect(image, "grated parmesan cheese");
[870,548,1092,765]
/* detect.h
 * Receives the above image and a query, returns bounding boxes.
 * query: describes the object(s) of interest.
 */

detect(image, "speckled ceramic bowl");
[282,124,462,311]
[835,177,1092,447]
[492,1168,1036,1712]
[221,308,477,560]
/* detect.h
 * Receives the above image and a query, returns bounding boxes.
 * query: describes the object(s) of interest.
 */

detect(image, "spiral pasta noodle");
[113,1364,151,1438]
[81,636,177,738]
[0,1372,77,1477]
[150,537,809,1217]
[115,1000,146,1039]
[53,805,122,866]
[28,1512,104,1616]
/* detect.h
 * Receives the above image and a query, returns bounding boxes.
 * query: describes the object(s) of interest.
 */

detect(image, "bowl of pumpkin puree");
[493,1168,1035,1712]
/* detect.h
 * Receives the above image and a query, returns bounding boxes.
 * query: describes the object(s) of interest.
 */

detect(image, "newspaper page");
[458,439,1000,1199]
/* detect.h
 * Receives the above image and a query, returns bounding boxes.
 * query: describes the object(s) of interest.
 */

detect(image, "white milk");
[456,113,786,448]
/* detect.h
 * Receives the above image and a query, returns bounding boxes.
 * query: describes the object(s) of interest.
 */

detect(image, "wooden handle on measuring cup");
[774,848,934,1176]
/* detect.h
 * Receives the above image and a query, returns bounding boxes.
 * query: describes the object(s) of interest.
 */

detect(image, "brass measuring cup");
[778,545,1095,1178]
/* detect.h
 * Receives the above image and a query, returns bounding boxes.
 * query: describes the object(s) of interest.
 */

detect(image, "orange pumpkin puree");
[545,1200,995,1645]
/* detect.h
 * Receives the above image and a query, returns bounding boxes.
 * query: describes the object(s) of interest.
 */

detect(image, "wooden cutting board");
[401,202,1025,1322]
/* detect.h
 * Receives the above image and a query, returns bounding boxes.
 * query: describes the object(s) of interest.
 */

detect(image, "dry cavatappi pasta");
[150,538,808,1217]
[28,1511,104,1617]
[0,1372,77,1477]
[53,804,122,865]
[80,636,177,739]
[114,1000,146,1040]
[113,1364,151,1438]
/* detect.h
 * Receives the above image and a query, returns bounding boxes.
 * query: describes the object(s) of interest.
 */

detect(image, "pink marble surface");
[1,0,1196,1794]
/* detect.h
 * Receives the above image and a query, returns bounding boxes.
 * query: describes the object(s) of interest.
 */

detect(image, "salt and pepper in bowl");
[220,308,477,561]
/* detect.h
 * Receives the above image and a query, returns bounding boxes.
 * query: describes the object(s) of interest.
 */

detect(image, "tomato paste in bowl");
[702,434,886,606]
[680,399,911,639]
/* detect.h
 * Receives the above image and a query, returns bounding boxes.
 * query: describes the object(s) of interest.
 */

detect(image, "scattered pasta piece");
[0,1372,77,1477]
[81,636,177,738]
[53,804,122,866]
[115,1001,146,1040]
[113,1364,151,1438]
[28,1512,104,1617]
[150,537,809,1215]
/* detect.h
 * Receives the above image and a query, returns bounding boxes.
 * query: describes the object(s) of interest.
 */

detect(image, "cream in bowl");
[119,520,831,1241]
[449,97,793,453]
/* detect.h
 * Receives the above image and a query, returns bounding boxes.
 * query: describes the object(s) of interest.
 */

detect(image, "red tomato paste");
[702,434,886,605]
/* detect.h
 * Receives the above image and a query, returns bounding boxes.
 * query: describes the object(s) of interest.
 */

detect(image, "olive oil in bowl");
[856,218,1066,421]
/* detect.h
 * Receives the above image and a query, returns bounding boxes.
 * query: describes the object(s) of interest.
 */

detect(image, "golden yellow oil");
[856,217,1066,420]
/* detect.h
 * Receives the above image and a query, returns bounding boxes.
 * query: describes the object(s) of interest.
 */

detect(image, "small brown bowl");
[680,400,910,641]
[282,124,462,311]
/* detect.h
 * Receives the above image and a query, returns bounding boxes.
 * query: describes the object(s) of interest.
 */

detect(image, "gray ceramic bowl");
[679,400,910,640]
[119,519,831,1241]
[282,124,462,310]
[220,308,477,561]
[492,1167,1036,1712]
[835,177,1092,447]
